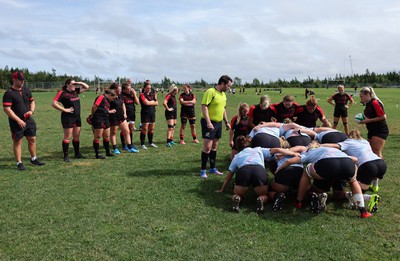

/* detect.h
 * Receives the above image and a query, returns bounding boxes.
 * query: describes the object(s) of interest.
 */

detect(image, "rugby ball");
[354,113,365,124]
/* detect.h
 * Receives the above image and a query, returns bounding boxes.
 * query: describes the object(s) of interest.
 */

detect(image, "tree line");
[1,66,399,90]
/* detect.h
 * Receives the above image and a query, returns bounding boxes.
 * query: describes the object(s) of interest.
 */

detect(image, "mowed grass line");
[0,88,399,260]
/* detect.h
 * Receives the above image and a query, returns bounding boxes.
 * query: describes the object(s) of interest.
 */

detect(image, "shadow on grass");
[192,177,318,224]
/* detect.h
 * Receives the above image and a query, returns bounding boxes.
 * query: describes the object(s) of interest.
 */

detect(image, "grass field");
[0,87,399,260]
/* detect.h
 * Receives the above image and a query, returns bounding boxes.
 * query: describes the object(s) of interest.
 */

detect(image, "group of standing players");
[2,72,389,219]
[217,84,388,219]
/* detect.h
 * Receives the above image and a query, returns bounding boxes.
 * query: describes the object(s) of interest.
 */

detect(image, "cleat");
[294,200,303,209]
[200,169,208,179]
[166,142,173,148]
[193,139,200,143]
[318,193,328,211]
[128,147,139,153]
[64,155,71,162]
[180,140,185,145]
[74,153,86,159]
[113,148,121,155]
[310,192,320,213]
[369,184,379,193]
[122,145,129,151]
[232,195,241,213]
[360,211,372,219]
[368,194,380,213]
[169,141,177,145]
[345,191,358,209]
[96,154,105,159]
[106,153,115,157]
[272,193,286,212]
[149,143,158,148]
[209,168,223,176]
[141,145,148,150]
[30,158,45,166]
[256,197,265,214]
[17,162,26,171]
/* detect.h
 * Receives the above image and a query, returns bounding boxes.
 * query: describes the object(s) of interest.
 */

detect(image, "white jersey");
[249,125,283,139]
[314,129,340,143]
[275,154,303,169]
[338,139,380,166]
[284,128,311,139]
[229,147,274,172]
[300,147,350,164]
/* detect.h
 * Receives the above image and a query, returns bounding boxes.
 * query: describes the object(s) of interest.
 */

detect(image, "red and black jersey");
[248,104,274,125]
[330,93,353,108]
[122,91,136,114]
[270,102,300,122]
[164,94,177,111]
[231,115,251,139]
[294,105,324,127]
[364,98,387,128]
[110,94,124,120]
[53,88,81,116]
[92,94,111,120]
[3,87,34,121]
[179,92,196,107]
[140,92,157,113]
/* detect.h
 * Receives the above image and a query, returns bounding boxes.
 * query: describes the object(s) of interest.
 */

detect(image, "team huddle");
[3,72,389,219]
[213,82,388,219]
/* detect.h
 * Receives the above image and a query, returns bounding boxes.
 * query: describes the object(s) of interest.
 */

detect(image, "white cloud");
[1,0,399,82]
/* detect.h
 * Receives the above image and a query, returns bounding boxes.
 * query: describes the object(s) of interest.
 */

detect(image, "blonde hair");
[307,140,320,150]
[237,103,249,122]
[348,129,363,140]
[360,86,381,104]
[260,95,270,109]
[168,84,178,93]
[279,137,290,148]
[306,96,318,106]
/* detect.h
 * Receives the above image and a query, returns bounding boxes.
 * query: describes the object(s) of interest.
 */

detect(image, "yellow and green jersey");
[201,87,226,122]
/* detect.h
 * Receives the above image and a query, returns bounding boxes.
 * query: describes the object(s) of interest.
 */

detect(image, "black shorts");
[141,111,156,123]
[333,107,348,118]
[357,159,387,185]
[10,119,37,141]
[314,158,355,182]
[235,165,268,187]
[126,110,136,122]
[201,118,222,140]
[251,133,281,148]
[320,132,347,144]
[165,110,177,120]
[367,123,389,140]
[61,115,82,129]
[274,166,303,188]
[181,106,195,118]
[287,136,312,147]
[91,115,110,129]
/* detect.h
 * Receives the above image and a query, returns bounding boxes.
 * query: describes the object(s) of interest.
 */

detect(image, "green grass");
[0,88,399,260]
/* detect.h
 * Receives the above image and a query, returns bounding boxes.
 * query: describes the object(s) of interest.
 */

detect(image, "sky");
[1,0,399,83]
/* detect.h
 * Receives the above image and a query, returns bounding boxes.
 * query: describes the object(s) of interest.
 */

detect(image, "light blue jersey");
[338,139,380,166]
[314,129,340,143]
[275,154,303,169]
[229,147,274,172]
[249,125,283,139]
[300,147,350,164]
[283,128,311,139]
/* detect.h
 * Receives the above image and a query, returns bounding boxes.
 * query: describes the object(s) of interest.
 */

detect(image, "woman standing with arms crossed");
[179,84,199,144]
[163,84,179,147]
[139,82,158,149]
[90,88,118,159]
[327,85,354,135]
[52,79,89,162]
[109,83,139,154]
[121,81,139,150]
